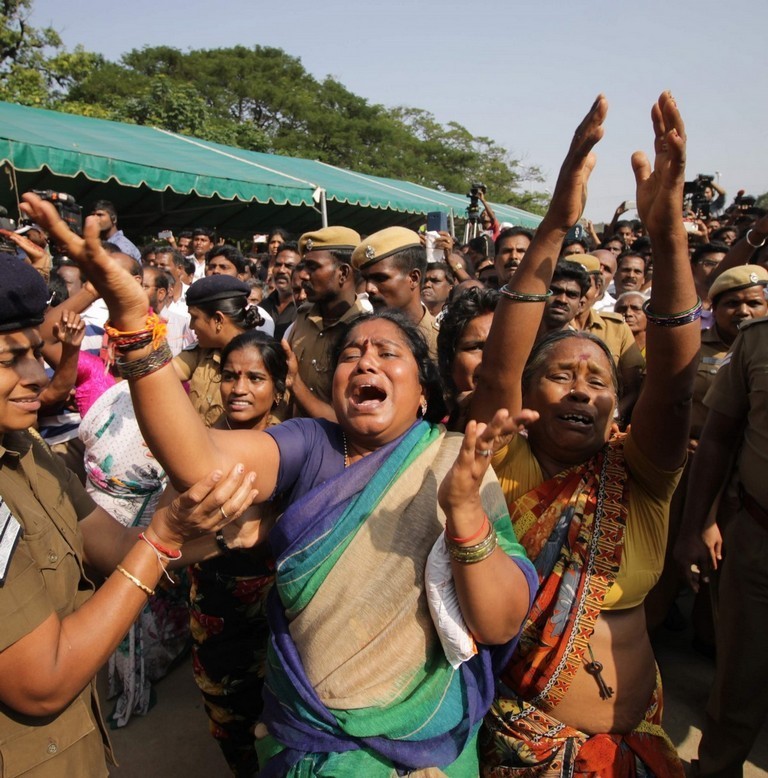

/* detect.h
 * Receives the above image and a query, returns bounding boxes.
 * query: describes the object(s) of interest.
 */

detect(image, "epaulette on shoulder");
[599,311,626,323]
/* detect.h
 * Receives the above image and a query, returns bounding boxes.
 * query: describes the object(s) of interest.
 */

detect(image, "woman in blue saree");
[18,197,538,777]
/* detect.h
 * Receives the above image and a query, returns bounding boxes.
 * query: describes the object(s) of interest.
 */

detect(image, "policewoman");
[0,253,257,776]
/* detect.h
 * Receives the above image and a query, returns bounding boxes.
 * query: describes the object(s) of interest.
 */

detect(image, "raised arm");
[20,194,280,492]
[627,93,699,470]
[707,211,768,283]
[438,410,538,644]
[470,95,607,424]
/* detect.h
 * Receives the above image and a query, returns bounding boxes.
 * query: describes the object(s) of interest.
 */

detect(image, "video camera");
[32,190,83,236]
[0,205,17,253]
[466,182,486,222]
[683,174,715,218]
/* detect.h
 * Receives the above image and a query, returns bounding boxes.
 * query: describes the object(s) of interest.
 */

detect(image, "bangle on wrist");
[446,515,489,545]
[116,564,155,597]
[746,229,766,249]
[642,297,702,327]
[499,285,553,303]
[445,524,498,564]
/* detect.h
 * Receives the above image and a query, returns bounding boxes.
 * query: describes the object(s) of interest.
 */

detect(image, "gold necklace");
[342,431,350,468]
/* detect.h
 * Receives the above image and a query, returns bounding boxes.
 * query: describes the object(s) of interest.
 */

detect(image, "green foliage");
[0,9,547,213]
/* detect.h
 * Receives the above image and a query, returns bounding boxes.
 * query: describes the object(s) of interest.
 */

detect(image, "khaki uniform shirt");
[173,347,223,427]
[417,305,440,364]
[691,326,730,440]
[583,308,646,374]
[0,430,112,777]
[287,298,368,407]
[704,317,768,509]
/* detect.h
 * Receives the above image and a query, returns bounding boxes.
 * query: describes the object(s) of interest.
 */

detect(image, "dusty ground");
[105,588,768,776]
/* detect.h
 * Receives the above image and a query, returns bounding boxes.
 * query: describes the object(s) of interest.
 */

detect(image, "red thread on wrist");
[139,531,182,560]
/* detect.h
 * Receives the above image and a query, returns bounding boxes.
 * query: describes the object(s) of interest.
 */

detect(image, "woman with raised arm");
[470,94,697,775]
[0,252,259,776]
[21,200,539,776]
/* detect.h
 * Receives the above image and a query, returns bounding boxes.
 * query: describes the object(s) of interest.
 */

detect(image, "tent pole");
[320,189,328,228]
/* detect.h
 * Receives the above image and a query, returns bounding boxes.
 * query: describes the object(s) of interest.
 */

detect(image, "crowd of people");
[0,92,766,777]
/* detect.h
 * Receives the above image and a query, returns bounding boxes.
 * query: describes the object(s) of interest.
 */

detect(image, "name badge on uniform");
[0,498,22,586]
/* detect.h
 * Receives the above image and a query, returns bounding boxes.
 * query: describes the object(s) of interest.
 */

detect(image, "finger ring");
[477,448,492,458]
[219,506,230,521]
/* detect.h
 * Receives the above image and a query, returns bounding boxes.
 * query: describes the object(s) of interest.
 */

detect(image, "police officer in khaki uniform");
[691,265,768,437]
[286,227,368,420]
[0,253,259,776]
[173,275,264,426]
[678,307,768,776]
[351,227,439,362]
[647,266,768,635]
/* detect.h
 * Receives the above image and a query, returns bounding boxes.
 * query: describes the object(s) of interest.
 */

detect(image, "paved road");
[106,590,768,776]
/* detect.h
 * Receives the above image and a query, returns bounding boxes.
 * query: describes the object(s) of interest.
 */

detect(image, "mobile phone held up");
[426,211,448,233]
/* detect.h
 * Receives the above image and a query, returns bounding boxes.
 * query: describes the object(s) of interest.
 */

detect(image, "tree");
[0,13,548,213]
[0,0,61,104]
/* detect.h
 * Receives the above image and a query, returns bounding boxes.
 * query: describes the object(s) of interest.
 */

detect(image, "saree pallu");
[480,672,682,777]
[483,437,683,776]
[260,421,537,777]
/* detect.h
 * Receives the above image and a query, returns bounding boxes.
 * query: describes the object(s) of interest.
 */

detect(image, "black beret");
[186,275,249,306]
[0,252,48,332]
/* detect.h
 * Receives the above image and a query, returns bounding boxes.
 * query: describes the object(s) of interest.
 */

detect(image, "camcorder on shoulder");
[683,174,715,218]
[32,190,83,236]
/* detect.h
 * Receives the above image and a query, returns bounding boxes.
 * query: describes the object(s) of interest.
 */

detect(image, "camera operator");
[702,178,727,217]
[688,175,727,219]
[478,188,501,240]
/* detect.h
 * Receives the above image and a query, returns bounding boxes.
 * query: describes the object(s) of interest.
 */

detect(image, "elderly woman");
[22,196,538,776]
[471,94,697,774]
[614,290,648,357]
[0,253,259,776]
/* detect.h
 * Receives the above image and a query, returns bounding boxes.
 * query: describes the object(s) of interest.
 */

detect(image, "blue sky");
[30,0,768,221]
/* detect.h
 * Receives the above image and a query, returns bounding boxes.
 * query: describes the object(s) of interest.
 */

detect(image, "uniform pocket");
[0,695,96,778]
[20,525,80,618]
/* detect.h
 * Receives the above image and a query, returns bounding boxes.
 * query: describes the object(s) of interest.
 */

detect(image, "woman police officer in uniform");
[0,253,259,775]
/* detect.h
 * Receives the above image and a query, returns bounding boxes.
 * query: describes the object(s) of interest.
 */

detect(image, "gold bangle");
[116,564,155,597]
[446,524,498,564]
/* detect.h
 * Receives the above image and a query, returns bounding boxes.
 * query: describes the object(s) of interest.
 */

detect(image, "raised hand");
[52,310,85,349]
[544,95,608,233]
[20,193,148,329]
[438,408,538,518]
[631,92,687,238]
[0,228,46,264]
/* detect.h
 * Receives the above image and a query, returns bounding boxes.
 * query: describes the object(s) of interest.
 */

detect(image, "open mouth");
[558,412,593,427]
[351,384,387,408]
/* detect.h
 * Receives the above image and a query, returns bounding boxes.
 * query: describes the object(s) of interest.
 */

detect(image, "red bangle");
[139,531,182,560]
[446,515,489,545]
